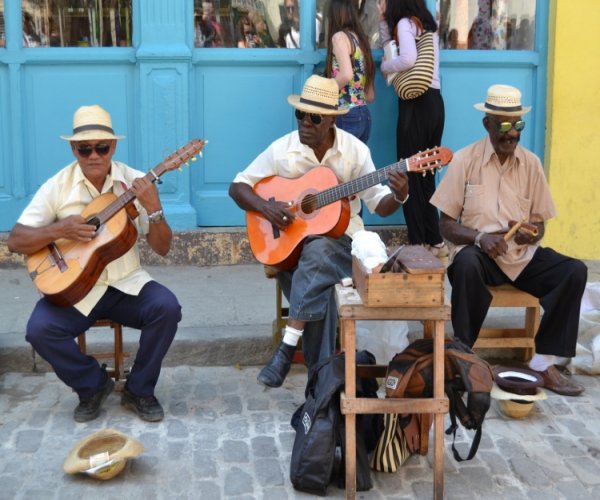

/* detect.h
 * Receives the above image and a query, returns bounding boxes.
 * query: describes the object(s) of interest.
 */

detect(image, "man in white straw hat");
[229,75,409,388]
[430,84,587,396]
[7,105,181,422]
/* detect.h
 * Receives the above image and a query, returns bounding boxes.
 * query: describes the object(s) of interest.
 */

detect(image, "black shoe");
[257,342,296,388]
[74,375,115,423]
[121,386,164,422]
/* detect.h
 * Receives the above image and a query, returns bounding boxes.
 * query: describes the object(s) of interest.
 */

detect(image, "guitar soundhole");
[86,217,101,231]
[300,194,318,215]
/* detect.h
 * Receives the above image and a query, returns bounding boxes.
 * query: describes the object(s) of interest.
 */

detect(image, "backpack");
[290,350,382,495]
[384,337,494,461]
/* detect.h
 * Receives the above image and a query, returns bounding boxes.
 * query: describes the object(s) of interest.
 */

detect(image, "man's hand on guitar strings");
[262,199,295,229]
[59,215,97,242]
[131,177,162,214]
[388,170,409,202]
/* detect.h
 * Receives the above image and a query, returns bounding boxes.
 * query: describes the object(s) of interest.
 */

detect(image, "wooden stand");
[335,284,450,500]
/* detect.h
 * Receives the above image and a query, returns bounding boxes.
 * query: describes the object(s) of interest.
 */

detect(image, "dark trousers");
[396,88,445,246]
[26,281,181,398]
[447,246,587,357]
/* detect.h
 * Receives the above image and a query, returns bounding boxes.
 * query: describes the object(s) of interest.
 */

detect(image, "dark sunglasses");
[494,120,526,133]
[76,143,111,157]
[295,109,322,125]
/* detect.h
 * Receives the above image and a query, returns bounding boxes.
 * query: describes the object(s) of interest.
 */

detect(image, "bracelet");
[393,192,410,205]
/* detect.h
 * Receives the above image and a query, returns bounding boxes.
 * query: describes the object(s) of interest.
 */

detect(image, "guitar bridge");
[48,243,68,273]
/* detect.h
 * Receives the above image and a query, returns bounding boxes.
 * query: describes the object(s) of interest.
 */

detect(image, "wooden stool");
[474,284,540,360]
[78,319,129,383]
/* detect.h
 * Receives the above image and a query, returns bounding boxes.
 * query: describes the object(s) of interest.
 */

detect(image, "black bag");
[385,337,494,461]
[290,350,381,495]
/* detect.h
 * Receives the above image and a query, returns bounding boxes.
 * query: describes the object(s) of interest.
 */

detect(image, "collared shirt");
[430,136,556,280]
[18,160,153,316]
[232,127,392,238]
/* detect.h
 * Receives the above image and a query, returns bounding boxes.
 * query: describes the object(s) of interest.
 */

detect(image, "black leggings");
[396,87,445,246]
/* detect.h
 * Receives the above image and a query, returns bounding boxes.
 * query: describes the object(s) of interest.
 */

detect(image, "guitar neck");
[88,170,161,227]
[316,159,407,208]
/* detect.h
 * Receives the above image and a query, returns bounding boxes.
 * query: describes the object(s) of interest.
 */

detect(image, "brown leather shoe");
[536,365,584,396]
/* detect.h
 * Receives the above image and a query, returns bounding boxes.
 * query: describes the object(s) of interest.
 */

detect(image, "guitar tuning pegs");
[178,167,183,172]
[422,171,427,177]
[199,151,203,158]
[191,156,197,161]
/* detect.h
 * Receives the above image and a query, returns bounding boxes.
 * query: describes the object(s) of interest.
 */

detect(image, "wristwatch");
[148,209,164,224]
[474,232,484,249]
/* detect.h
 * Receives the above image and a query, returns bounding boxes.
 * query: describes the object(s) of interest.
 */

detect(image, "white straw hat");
[474,84,532,117]
[63,429,143,480]
[61,105,125,141]
[288,75,348,115]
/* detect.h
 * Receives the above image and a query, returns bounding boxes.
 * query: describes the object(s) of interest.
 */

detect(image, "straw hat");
[491,366,546,419]
[61,105,125,141]
[63,428,144,480]
[474,84,532,117]
[287,75,348,115]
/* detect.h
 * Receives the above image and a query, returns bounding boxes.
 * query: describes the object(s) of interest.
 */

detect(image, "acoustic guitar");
[26,139,206,307]
[246,146,453,271]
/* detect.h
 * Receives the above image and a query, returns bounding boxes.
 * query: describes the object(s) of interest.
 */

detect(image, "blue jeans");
[336,105,372,144]
[278,235,353,368]
[26,281,181,398]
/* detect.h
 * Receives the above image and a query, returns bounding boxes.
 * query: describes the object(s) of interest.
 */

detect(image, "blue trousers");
[447,246,587,357]
[26,281,181,398]
[278,235,352,368]
[336,105,372,144]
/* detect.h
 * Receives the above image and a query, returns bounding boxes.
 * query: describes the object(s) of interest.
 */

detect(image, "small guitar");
[26,139,207,307]
[247,146,453,270]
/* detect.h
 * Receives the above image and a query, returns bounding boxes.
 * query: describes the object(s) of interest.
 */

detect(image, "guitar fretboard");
[316,159,407,208]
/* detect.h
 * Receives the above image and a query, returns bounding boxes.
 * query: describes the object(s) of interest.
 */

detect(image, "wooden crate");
[352,246,445,307]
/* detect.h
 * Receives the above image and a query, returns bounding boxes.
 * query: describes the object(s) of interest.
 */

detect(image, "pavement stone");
[1,363,600,499]
[1,260,600,498]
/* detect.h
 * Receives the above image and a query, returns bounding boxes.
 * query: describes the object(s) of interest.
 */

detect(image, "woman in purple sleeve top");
[379,0,448,262]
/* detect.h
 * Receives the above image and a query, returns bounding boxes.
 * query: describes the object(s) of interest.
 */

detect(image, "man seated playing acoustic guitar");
[229,75,409,388]
[7,105,182,422]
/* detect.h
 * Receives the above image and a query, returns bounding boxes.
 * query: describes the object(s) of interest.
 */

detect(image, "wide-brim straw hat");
[288,75,348,116]
[63,428,144,480]
[61,105,125,141]
[474,84,532,117]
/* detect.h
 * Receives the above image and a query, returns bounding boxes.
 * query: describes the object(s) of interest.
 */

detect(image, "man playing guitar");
[7,105,182,422]
[229,75,409,388]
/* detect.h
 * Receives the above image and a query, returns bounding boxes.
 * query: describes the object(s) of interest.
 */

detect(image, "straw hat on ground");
[287,75,348,115]
[491,366,546,419]
[61,105,125,142]
[474,84,532,117]
[63,428,143,480]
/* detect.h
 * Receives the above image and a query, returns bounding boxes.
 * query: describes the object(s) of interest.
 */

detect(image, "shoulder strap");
[444,388,483,462]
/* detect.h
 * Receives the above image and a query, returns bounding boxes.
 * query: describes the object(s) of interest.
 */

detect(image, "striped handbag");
[370,413,411,472]
[392,30,435,100]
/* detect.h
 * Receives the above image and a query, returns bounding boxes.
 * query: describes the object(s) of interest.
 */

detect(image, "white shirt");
[18,160,154,315]
[232,127,391,237]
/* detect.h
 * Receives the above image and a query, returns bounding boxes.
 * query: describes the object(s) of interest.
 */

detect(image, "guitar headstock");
[158,139,208,175]
[406,146,453,176]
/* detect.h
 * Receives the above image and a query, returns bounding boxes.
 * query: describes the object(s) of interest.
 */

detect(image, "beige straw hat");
[287,75,348,115]
[474,84,532,117]
[63,428,144,480]
[491,366,546,419]
[61,105,125,141]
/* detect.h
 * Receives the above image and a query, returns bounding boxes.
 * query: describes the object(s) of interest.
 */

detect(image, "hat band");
[299,97,338,111]
[485,102,523,113]
[72,124,115,135]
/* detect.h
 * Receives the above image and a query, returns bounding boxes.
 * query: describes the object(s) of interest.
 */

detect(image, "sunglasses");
[295,109,323,125]
[494,120,526,133]
[76,143,111,157]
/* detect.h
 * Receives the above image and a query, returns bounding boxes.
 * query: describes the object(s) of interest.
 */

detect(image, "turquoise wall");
[0,0,547,231]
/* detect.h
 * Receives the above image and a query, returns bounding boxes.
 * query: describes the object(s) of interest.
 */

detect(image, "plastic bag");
[355,320,409,365]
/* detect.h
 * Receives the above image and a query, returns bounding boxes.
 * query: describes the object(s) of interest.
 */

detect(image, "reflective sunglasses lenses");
[76,143,111,157]
[295,109,322,124]
[497,120,525,133]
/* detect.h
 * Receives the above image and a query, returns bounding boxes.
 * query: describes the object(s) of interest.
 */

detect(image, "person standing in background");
[325,0,375,144]
[379,0,448,262]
